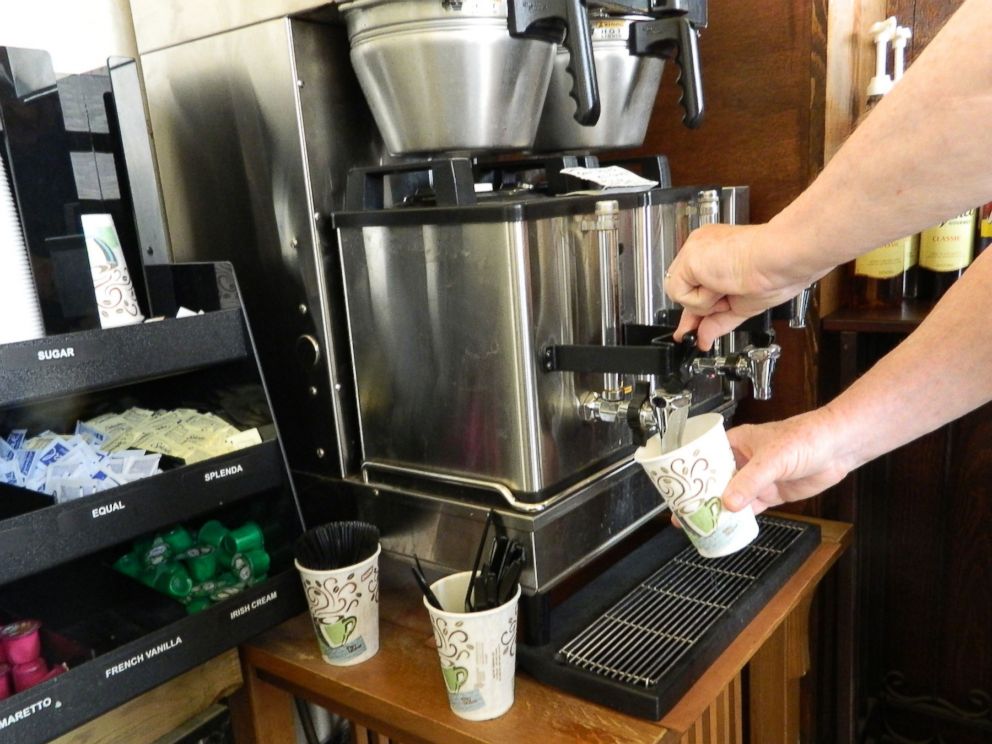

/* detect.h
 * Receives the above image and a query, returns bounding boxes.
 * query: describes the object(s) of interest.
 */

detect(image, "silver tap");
[691,343,782,400]
[581,386,693,445]
[789,284,814,329]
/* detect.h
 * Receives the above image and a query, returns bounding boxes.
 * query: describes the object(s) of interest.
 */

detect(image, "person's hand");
[720,409,860,516]
[664,223,816,349]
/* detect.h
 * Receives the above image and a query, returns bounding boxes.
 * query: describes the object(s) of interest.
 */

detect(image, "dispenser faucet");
[690,343,782,400]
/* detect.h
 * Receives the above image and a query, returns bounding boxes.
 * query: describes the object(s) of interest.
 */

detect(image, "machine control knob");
[296,334,321,369]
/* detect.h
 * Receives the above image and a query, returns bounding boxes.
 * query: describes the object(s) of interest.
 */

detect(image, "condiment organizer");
[0,263,306,743]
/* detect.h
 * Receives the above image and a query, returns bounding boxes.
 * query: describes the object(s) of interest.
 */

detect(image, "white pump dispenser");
[867,16,898,99]
[892,25,913,82]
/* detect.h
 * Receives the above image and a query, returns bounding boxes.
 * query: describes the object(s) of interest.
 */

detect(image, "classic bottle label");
[855,235,917,279]
[919,210,977,272]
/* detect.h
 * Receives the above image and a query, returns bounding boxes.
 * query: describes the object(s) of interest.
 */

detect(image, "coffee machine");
[132,0,782,596]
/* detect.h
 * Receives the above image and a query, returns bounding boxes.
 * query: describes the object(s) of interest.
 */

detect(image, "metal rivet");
[291,237,299,247]
[146,246,154,255]
[309,386,318,397]
[373,489,380,497]
[315,448,326,459]
[298,304,307,315]
[313,212,321,221]
[334,383,342,391]
[297,79,304,88]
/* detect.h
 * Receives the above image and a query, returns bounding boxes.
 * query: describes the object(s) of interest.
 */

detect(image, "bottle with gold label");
[918,209,978,301]
[851,234,920,308]
[978,202,992,257]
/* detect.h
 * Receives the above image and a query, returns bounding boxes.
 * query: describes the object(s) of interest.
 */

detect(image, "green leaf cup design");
[320,616,357,648]
[442,665,469,693]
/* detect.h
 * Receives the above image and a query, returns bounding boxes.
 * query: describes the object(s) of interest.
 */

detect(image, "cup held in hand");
[635,412,758,558]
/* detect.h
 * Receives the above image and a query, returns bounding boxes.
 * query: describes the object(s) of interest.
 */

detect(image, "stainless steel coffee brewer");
[133,0,781,598]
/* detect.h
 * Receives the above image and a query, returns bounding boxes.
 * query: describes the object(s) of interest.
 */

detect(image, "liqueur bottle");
[918,209,978,301]
[977,202,992,258]
[851,234,919,308]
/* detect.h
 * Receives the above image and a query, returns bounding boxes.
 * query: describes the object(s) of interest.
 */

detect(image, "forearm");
[768,0,992,282]
[822,248,992,469]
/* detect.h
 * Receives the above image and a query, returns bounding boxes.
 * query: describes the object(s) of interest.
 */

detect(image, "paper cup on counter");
[425,571,520,721]
[635,412,758,558]
[295,544,380,666]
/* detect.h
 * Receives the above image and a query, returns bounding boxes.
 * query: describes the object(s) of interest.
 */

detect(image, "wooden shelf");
[822,300,935,335]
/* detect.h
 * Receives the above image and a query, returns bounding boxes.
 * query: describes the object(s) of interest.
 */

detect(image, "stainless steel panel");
[339,205,630,496]
[140,18,378,477]
[130,0,340,54]
[307,460,665,592]
[339,0,556,155]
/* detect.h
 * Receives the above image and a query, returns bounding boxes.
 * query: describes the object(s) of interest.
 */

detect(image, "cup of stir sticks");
[294,521,381,666]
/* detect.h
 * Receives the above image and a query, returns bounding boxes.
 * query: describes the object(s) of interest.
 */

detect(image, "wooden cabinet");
[633,2,985,742]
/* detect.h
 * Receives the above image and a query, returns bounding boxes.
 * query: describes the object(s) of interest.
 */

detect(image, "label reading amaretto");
[855,235,918,279]
[919,210,977,272]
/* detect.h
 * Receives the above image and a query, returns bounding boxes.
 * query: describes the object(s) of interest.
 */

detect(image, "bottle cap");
[197,520,230,549]
[12,657,48,692]
[139,537,173,569]
[1,620,42,665]
[222,522,264,555]
[0,663,11,701]
[113,552,143,579]
[231,550,271,583]
[153,564,193,599]
[162,526,195,553]
[183,546,218,582]
[185,598,212,615]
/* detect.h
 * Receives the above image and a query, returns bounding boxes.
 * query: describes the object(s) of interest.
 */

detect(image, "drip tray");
[517,515,820,719]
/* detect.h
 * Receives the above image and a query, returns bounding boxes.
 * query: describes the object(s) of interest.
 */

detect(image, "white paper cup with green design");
[424,571,520,721]
[634,412,758,558]
[295,545,380,666]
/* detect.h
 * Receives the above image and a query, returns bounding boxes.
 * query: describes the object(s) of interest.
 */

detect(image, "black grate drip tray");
[517,515,820,719]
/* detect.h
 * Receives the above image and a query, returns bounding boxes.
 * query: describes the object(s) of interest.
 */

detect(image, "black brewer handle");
[631,16,704,129]
[344,158,476,211]
[508,0,601,126]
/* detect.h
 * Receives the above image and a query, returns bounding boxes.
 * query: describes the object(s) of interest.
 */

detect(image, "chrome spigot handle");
[789,284,814,329]
[744,344,781,400]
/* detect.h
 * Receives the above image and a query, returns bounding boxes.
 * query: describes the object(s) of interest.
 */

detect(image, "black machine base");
[517,515,820,720]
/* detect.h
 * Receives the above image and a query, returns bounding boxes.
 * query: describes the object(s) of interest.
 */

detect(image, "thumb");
[722,455,782,512]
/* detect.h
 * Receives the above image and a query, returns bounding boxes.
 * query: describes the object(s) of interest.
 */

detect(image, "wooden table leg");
[230,655,297,744]
[748,594,814,744]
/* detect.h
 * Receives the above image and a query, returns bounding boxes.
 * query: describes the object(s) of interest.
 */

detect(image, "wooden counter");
[233,516,850,744]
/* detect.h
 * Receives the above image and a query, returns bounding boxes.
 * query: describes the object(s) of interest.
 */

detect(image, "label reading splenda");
[230,591,278,621]
[0,697,55,731]
[104,635,183,679]
[203,463,244,483]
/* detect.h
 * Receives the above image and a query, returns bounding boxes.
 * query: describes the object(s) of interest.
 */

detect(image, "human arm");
[720,246,992,514]
[665,0,992,350]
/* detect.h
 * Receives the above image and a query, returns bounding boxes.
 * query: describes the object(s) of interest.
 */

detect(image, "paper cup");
[634,412,759,558]
[425,571,520,721]
[295,545,380,666]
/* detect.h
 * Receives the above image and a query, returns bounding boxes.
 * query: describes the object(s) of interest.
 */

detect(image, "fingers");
[695,311,753,350]
[721,454,782,513]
